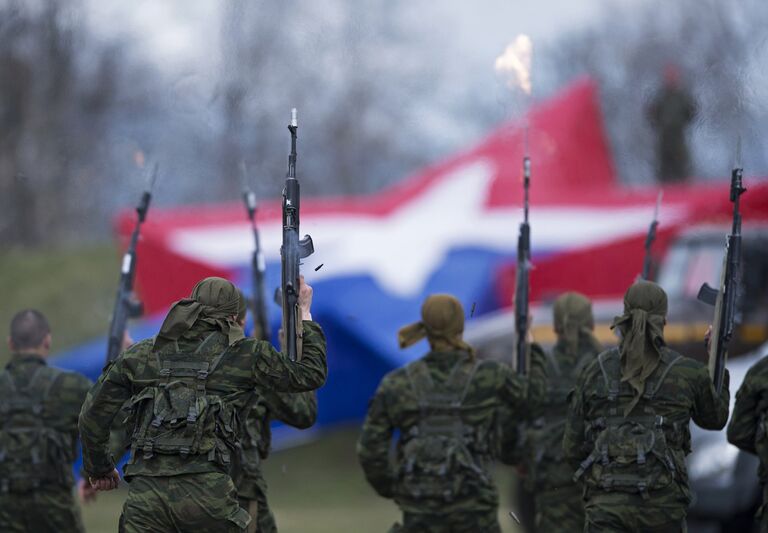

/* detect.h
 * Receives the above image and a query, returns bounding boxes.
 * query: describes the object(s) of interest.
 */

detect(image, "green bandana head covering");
[236,289,247,323]
[398,294,475,356]
[154,277,245,349]
[553,292,600,357]
[611,281,668,415]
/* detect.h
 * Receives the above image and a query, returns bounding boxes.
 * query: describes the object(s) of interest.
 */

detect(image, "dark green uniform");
[563,348,729,532]
[79,320,327,532]
[524,336,599,532]
[234,390,317,533]
[0,353,92,533]
[648,83,696,183]
[727,355,768,532]
[358,348,545,532]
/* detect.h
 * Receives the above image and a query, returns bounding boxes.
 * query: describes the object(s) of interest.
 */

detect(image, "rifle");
[240,163,271,342]
[280,108,314,361]
[641,191,663,280]
[105,163,159,363]
[697,166,746,393]
[514,155,531,375]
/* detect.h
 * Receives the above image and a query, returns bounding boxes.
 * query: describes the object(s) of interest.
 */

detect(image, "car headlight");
[687,437,740,486]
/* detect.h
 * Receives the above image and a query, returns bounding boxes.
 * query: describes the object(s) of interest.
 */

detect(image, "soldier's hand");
[298,275,313,320]
[122,331,135,351]
[78,478,98,503]
[704,324,713,351]
[89,468,120,491]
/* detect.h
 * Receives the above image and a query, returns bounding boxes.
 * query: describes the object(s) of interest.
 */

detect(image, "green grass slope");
[0,245,118,365]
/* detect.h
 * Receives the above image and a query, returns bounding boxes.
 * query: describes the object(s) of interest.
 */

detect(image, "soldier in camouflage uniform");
[232,293,318,533]
[647,64,697,184]
[0,309,91,532]
[523,292,602,532]
[79,276,327,532]
[563,281,730,532]
[727,354,768,531]
[357,294,545,533]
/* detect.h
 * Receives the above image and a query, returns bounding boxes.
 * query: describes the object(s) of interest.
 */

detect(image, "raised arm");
[692,366,730,431]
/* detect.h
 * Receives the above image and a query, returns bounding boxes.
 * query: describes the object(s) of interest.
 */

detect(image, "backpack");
[395,357,492,509]
[525,348,593,490]
[573,348,686,498]
[127,333,239,467]
[0,366,74,492]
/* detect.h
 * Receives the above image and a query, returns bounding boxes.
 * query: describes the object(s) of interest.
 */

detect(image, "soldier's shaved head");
[9,309,50,350]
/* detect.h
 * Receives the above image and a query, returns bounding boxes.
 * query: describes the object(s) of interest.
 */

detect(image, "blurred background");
[2,0,768,531]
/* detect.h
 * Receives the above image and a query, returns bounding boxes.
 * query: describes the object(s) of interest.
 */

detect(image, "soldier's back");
[0,354,91,533]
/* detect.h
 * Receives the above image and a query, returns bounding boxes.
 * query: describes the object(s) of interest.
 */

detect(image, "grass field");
[81,426,523,533]
[0,244,118,366]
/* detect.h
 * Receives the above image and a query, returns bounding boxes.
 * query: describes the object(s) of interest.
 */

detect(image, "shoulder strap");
[405,360,434,402]
[30,367,62,406]
[0,371,16,396]
[194,332,221,354]
[645,353,683,400]
[597,349,621,401]
[456,360,482,404]
[544,350,562,377]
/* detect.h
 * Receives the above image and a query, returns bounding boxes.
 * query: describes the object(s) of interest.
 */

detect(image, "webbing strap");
[544,350,561,378]
[0,371,16,396]
[194,332,220,355]
[645,354,683,400]
[406,357,479,407]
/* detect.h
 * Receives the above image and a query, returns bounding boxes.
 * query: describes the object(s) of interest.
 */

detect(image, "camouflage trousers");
[0,486,85,533]
[534,485,584,533]
[239,495,277,533]
[120,472,251,532]
[583,488,687,533]
[389,510,501,533]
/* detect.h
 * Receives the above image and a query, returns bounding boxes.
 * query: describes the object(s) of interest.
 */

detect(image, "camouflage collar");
[6,352,48,369]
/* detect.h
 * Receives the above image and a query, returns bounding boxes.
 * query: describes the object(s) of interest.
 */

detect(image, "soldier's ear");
[42,333,52,352]
[6,336,13,352]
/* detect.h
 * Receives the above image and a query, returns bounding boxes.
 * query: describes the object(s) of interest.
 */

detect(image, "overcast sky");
[83,0,631,86]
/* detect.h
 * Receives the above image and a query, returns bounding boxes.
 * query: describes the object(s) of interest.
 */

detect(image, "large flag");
[56,78,768,426]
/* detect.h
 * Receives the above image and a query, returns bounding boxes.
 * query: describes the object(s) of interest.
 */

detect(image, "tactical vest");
[526,348,594,490]
[127,334,239,467]
[0,366,74,492]
[395,357,493,509]
[573,348,688,498]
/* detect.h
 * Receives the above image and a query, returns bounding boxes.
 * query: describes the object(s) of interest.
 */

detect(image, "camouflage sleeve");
[727,367,764,454]
[78,356,134,477]
[356,379,396,499]
[527,343,547,409]
[562,366,590,465]
[264,390,318,429]
[691,366,730,431]
[252,321,327,393]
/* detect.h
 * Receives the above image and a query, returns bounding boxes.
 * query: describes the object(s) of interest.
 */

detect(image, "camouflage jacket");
[357,348,545,514]
[0,353,92,490]
[728,355,768,483]
[563,347,729,499]
[79,320,326,479]
[234,390,317,500]
[523,337,599,492]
